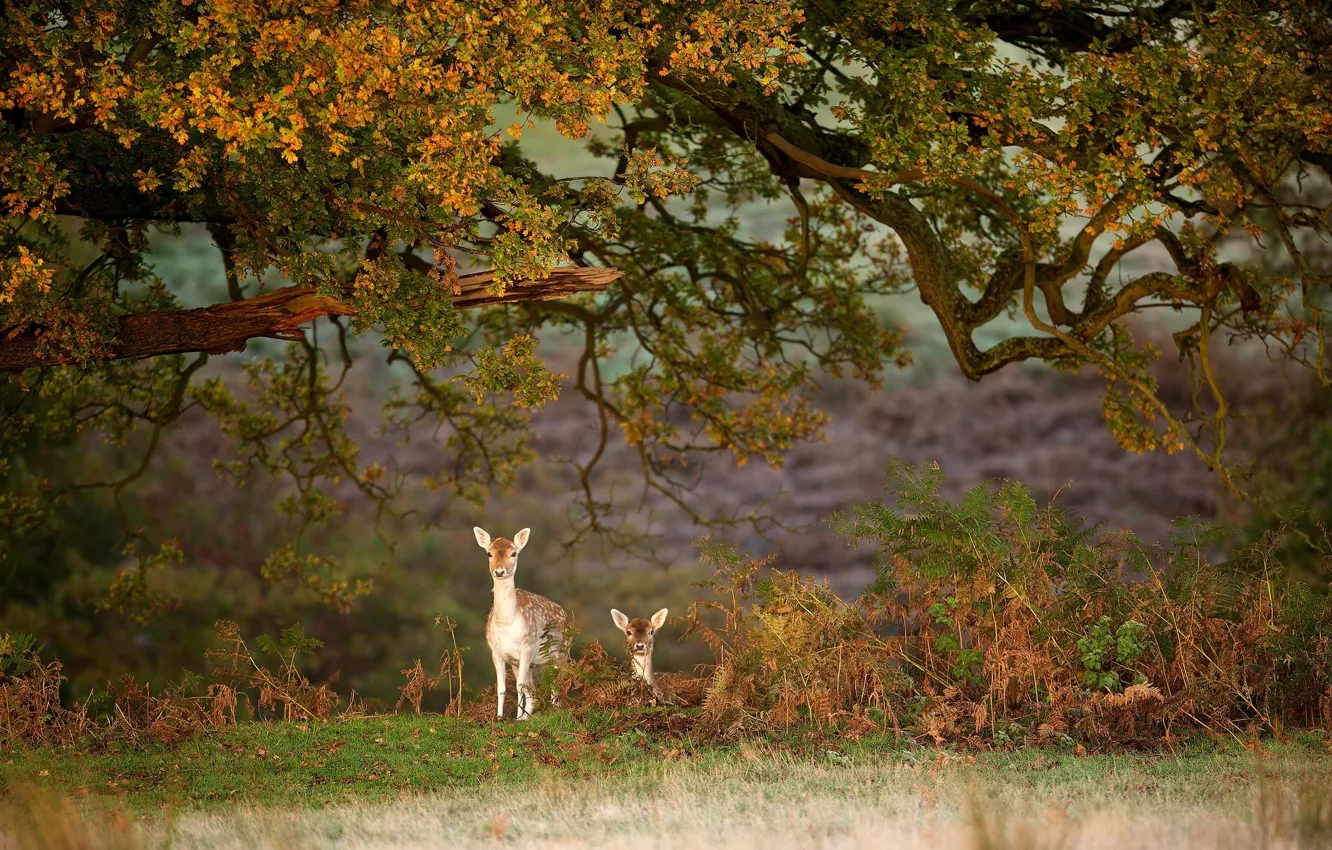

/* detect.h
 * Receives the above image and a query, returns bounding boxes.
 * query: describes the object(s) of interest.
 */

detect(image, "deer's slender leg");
[492,650,507,719]
[515,651,534,720]
[547,640,564,707]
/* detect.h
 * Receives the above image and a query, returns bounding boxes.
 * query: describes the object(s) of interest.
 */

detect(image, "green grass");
[4,716,1331,848]
[0,711,679,812]
[3,713,1329,816]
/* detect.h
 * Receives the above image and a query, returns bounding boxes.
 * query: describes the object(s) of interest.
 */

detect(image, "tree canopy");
[2,0,1330,613]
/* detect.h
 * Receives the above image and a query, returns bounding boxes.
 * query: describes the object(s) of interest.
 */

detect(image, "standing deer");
[475,526,568,720]
[610,608,669,698]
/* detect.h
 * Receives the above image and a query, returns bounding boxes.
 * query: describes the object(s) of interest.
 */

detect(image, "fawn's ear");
[473,527,492,550]
[650,608,669,630]
[512,527,531,552]
[610,609,629,631]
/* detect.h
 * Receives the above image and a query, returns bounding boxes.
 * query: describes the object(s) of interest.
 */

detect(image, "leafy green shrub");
[1076,616,1148,692]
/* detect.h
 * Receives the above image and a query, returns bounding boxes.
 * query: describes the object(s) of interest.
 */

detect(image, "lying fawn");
[475,526,568,720]
[610,608,668,697]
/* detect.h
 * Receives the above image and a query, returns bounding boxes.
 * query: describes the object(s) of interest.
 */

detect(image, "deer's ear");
[512,527,531,552]
[473,527,492,550]
[650,608,669,630]
[610,609,629,631]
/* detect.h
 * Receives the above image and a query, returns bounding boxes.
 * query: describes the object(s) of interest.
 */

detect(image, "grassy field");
[3,715,1331,849]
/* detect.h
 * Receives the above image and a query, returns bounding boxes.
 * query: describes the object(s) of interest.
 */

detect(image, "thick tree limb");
[0,267,621,373]
[763,132,923,185]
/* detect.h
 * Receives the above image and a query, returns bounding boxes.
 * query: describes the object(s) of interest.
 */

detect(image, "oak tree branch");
[0,267,621,373]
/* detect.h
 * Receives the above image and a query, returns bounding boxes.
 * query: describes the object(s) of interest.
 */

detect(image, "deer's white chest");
[488,611,532,662]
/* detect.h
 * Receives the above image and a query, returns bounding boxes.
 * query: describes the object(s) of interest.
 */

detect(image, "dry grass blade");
[0,787,146,850]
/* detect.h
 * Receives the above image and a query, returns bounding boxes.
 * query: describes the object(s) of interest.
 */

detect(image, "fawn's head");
[473,526,530,580]
[610,608,668,657]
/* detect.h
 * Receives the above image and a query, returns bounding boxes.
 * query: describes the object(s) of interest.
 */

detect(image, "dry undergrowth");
[523,459,1330,748]
[0,621,361,748]
[527,461,1332,747]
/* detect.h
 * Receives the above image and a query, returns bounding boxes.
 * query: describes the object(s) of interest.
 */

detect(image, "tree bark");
[0,266,621,373]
